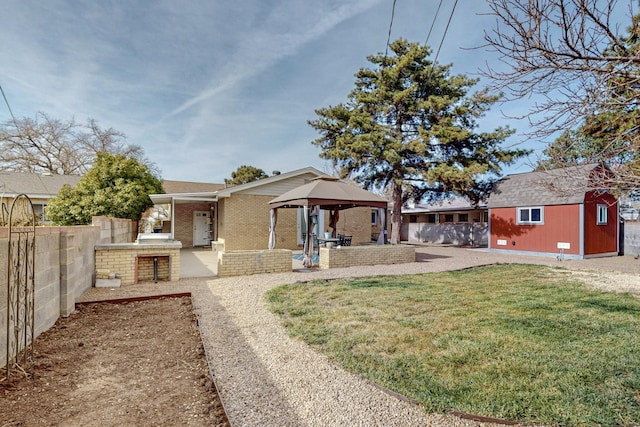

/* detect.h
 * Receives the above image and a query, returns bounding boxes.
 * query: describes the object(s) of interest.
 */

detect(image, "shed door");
[193,211,211,246]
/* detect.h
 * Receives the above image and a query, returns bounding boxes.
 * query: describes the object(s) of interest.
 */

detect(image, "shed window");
[597,204,608,225]
[517,207,543,224]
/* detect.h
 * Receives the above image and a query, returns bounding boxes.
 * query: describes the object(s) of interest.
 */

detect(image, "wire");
[0,84,19,129]
[424,0,444,47]
[384,0,397,59]
[433,0,458,65]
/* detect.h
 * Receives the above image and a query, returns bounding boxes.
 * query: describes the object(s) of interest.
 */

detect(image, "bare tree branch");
[0,112,158,176]
[481,0,640,193]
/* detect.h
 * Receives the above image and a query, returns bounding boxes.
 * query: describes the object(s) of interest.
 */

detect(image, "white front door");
[193,211,211,246]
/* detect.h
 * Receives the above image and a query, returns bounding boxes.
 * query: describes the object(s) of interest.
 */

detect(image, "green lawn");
[266,264,640,426]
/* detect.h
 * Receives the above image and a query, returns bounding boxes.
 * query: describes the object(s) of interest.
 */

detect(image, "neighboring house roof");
[150,166,329,205]
[162,180,225,194]
[215,166,329,198]
[403,197,486,214]
[487,164,607,208]
[0,171,81,199]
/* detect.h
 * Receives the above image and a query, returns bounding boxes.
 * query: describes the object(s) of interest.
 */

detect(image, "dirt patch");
[0,296,230,427]
[565,270,640,296]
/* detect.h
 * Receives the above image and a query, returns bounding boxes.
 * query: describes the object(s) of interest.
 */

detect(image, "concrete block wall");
[95,243,181,285]
[622,222,640,257]
[34,230,62,331]
[92,216,136,244]
[217,249,292,277]
[319,244,415,269]
[59,226,101,315]
[402,223,488,246]
[1,225,100,369]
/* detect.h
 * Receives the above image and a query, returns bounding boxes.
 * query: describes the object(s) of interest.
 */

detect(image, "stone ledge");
[95,241,182,250]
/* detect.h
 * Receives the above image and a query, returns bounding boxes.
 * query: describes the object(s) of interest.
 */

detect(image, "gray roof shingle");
[0,172,81,198]
[487,164,604,208]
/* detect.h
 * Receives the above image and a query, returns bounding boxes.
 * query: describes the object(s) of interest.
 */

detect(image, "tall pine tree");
[309,39,527,243]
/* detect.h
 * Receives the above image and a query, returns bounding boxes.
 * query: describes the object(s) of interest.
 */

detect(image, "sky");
[0,1,593,183]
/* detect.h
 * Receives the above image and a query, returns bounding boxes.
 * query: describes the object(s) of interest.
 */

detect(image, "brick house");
[487,164,618,259]
[150,167,379,251]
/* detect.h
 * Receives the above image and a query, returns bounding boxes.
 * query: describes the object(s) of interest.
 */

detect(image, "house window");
[427,214,437,223]
[444,214,454,223]
[371,210,377,225]
[597,204,608,225]
[482,212,489,223]
[34,204,47,222]
[517,207,544,224]
[458,213,468,222]
[409,215,417,223]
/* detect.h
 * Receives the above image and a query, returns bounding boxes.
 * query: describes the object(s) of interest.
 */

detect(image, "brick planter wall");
[217,249,292,277]
[95,243,182,285]
[318,244,415,269]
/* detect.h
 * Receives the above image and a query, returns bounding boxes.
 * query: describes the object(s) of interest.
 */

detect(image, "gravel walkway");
[80,246,640,426]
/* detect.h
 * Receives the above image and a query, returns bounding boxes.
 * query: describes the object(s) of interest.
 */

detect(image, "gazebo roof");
[268,177,388,210]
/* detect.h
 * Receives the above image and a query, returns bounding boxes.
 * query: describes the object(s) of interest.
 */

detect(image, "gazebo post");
[268,208,277,249]
[302,205,316,268]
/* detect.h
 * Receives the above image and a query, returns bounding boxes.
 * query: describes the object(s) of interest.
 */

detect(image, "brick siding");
[318,244,415,269]
[95,244,181,285]
[217,249,292,277]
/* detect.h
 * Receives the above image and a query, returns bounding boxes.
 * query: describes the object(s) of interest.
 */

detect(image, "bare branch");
[0,112,158,176]
[482,0,637,134]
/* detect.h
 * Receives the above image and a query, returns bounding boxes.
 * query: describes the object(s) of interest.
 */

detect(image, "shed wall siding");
[583,192,618,255]
[490,204,581,255]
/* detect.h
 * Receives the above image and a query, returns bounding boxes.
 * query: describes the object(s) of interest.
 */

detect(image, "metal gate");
[4,194,36,381]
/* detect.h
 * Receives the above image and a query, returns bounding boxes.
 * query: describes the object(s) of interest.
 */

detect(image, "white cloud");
[0,0,575,182]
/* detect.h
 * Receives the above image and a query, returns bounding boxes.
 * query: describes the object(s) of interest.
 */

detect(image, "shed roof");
[487,163,605,208]
[0,171,81,198]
